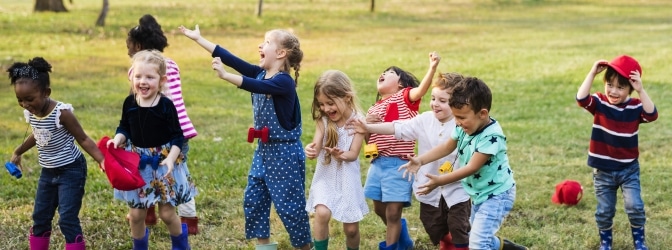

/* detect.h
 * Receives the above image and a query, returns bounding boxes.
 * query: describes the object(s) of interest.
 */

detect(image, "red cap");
[551,180,583,206]
[97,136,146,191]
[607,55,642,79]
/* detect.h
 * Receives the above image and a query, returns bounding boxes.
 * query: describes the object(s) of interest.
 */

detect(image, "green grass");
[2,0,672,249]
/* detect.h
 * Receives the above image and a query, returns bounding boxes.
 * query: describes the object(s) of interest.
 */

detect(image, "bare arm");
[160,145,182,178]
[398,137,457,179]
[577,60,607,99]
[416,138,457,167]
[11,134,36,170]
[628,71,656,113]
[60,109,104,164]
[637,88,655,113]
[305,119,325,160]
[416,152,489,195]
[409,51,440,102]
[329,132,365,162]
[346,117,395,135]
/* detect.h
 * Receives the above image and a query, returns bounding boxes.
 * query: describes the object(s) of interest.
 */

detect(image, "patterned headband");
[12,65,39,80]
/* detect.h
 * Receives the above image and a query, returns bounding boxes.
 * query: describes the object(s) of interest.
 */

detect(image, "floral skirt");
[113,142,197,208]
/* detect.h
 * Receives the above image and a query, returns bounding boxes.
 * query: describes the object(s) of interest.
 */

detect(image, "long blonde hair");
[311,70,362,164]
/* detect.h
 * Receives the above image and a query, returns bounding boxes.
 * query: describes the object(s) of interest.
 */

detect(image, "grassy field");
[2,0,672,249]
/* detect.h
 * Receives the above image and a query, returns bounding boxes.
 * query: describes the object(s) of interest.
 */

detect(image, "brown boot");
[180,216,199,235]
[145,205,157,226]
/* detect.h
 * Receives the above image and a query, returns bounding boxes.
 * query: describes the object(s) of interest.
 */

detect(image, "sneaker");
[503,239,528,250]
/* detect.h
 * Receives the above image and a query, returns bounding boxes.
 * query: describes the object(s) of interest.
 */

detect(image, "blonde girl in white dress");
[305,70,369,250]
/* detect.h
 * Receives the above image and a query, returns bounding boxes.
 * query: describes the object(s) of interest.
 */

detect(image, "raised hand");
[178,25,201,41]
[429,51,441,69]
[591,60,608,76]
[629,70,643,92]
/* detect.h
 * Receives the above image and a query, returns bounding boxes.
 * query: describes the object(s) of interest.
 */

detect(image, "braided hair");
[268,29,303,86]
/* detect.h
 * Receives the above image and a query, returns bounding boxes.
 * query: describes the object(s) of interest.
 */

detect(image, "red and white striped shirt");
[367,87,420,158]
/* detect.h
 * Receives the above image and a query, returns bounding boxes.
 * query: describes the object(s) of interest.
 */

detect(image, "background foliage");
[1,0,672,249]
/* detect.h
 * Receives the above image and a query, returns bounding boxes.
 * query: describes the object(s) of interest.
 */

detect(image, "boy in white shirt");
[349,73,470,249]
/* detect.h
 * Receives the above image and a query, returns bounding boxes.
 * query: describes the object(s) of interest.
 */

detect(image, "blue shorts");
[364,156,413,206]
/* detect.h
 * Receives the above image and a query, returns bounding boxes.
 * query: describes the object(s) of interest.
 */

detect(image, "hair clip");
[12,66,39,80]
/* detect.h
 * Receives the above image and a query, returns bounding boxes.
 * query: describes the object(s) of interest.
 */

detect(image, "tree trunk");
[370,0,375,12]
[256,0,263,17]
[34,0,68,12]
[95,0,109,27]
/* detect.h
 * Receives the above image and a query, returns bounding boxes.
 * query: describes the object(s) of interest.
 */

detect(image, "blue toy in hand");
[5,162,22,179]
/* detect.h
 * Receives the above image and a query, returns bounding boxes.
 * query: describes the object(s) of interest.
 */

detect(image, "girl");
[125,13,200,235]
[364,52,438,250]
[178,25,312,250]
[8,57,105,250]
[107,50,195,250]
[304,70,369,250]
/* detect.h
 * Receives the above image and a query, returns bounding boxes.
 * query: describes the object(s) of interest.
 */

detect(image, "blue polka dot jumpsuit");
[244,74,312,247]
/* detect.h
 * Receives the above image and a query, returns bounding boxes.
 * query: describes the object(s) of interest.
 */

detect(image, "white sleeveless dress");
[305,116,369,223]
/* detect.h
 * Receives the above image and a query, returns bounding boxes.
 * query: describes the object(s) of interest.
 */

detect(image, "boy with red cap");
[576,55,658,250]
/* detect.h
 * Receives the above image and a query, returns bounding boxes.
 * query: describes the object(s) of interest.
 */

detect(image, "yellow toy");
[364,143,379,159]
[438,161,453,174]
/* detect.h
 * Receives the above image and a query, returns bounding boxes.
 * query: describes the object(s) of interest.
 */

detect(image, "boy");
[576,55,657,250]
[348,72,471,250]
[399,77,527,250]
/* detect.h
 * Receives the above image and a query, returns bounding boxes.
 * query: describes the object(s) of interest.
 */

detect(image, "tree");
[95,0,109,26]
[34,0,68,12]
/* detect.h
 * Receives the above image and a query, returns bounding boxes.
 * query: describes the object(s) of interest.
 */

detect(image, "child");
[363,52,437,250]
[399,77,528,250]
[348,72,471,250]
[304,70,369,250]
[576,55,657,250]
[8,57,105,249]
[125,13,200,235]
[178,25,312,250]
[107,50,195,250]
